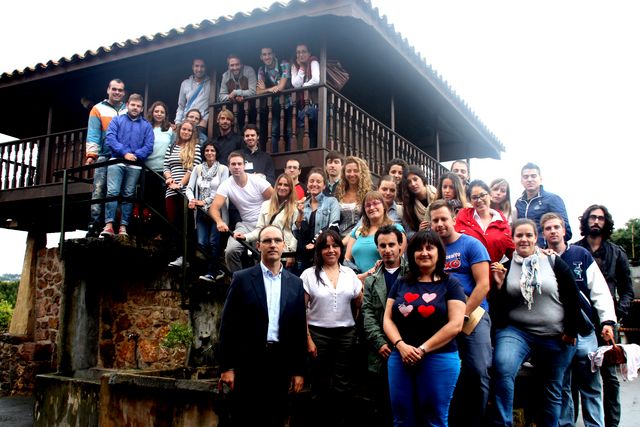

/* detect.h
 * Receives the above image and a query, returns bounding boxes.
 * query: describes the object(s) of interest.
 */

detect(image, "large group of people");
[85,62,634,427]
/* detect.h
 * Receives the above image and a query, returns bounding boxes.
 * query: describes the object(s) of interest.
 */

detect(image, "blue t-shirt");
[389,276,466,353]
[351,223,404,273]
[444,234,491,310]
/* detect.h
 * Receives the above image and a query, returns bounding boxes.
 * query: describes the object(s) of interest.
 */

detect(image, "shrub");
[0,300,13,332]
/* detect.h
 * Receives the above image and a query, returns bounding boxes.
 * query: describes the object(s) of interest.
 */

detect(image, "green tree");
[0,300,12,332]
[0,280,19,307]
[611,218,640,263]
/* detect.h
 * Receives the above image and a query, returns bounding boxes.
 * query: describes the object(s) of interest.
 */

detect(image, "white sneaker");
[168,256,183,267]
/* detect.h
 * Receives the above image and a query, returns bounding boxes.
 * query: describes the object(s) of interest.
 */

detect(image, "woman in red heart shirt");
[383,229,466,426]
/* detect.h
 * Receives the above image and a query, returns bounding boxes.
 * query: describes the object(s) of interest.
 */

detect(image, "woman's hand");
[419,220,430,230]
[490,262,506,289]
[307,335,318,358]
[296,197,306,214]
[397,341,423,365]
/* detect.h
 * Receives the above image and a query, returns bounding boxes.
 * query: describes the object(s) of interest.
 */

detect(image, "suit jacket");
[219,264,307,376]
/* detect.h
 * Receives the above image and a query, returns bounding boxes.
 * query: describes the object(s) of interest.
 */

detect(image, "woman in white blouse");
[301,229,362,425]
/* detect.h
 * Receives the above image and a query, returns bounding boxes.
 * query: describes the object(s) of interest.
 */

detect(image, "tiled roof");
[1,0,502,152]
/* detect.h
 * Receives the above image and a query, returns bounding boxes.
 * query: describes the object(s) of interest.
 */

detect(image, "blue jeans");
[388,349,460,427]
[559,330,604,427]
[89,155,109,227]
[195,210,221,275]
[491,325,577,427]
[105,163,141,226]
[450,312,492,425]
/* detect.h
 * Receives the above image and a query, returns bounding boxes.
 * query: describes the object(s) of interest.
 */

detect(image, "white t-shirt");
[217,174,270,225]
[301,265,362,328]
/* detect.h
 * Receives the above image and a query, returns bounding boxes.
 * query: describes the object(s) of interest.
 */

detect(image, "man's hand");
[85,157,96,166]
[233,232,245,240]
[219,370,235,391]
[290,375,304,393]
[601,324,615,343]
[217,222,230,233]
[378,343,391,359]
[124,153,137,161]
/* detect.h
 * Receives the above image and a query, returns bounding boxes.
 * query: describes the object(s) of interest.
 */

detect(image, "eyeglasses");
[588,214,605,222]
[470,192,489,201]
[260,238,284,245]
[364,200,383,209]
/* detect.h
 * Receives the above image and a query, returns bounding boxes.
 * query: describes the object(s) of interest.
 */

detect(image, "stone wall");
[1,247,62,395]
[99,286,189,370]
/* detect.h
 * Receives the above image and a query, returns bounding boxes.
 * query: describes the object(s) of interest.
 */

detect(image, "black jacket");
[218,265,307,376]
[575,238,634,320]
[492,254,591,339]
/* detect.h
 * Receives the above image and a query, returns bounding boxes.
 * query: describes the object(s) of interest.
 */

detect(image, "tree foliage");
[611,218,640,263]
[0,280,18,332]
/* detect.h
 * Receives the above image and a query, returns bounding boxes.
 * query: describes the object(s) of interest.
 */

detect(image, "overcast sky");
[1,0,638,273]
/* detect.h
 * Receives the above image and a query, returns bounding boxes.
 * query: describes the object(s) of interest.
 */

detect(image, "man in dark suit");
[219,224,307,427]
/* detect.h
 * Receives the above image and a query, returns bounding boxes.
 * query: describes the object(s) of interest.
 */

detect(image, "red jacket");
[455,208,514,263]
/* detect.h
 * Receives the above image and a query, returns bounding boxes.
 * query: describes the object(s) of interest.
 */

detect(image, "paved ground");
[0,396,32,427]
[1,377,640,426]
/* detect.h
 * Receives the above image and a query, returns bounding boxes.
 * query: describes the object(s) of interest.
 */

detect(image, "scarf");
[197,161,220,204]
[512,247,542,310]
[414,199,429,225]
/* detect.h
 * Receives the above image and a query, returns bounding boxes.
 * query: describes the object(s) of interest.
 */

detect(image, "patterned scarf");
[198,161,220,203]
[512,247,542,310]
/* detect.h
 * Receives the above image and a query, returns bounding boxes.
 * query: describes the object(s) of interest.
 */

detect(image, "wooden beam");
[9,231,46,336]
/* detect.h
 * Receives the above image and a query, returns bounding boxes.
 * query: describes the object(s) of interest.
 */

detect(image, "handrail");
[57,159,212,303]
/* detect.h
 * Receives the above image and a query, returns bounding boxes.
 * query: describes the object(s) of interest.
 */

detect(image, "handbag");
[602,340,627,366]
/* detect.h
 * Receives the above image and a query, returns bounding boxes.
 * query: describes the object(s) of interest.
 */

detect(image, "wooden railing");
[0,128,87,190]
[325,88,446,182]
[1,89,444,193]
[211,84,445,184]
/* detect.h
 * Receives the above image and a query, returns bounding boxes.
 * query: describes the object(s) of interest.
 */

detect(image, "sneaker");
[86,224,100,238]
[168,256,189,268]
[100,224,115,238]
[214,270,226,281]
[199,274,215,283]
[118,225,128,237]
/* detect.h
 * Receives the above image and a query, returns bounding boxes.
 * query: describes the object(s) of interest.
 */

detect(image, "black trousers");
[232,343,291,427]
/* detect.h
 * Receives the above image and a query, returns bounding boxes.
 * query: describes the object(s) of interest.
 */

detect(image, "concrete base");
[33,368,222,427]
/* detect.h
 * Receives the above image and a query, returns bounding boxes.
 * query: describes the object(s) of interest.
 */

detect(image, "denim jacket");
[295,192,341,236]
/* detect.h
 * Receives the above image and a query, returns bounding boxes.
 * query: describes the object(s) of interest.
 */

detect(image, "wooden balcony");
[0,85,445,232]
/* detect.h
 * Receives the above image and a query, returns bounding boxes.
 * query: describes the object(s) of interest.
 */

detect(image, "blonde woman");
[334,156,373,238]
[163,121,201,267]
[490,178,513,225]
[344,191,406,274]
[236,174,298,268]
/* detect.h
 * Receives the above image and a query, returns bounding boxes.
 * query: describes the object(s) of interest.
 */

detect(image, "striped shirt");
[85,100,127,159]
[163,143,202,198]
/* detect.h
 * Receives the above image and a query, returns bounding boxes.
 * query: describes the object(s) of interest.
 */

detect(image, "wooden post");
[208,68,217,138]
[9,231,46,337]
[317,39,328,149]
[390,95,396,158]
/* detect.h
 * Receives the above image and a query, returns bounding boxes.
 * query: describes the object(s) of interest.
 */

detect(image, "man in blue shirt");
[429,199,491,426]
[219,225,307,426]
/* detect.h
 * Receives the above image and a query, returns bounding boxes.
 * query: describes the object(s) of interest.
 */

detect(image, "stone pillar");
[9,231,46,336]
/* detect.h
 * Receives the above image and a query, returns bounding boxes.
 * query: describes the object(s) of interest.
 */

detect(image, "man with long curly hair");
[575,204,634,427]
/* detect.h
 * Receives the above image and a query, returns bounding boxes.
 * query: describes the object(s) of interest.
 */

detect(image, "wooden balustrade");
[0,128,86,190]
[0,89,445,194]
